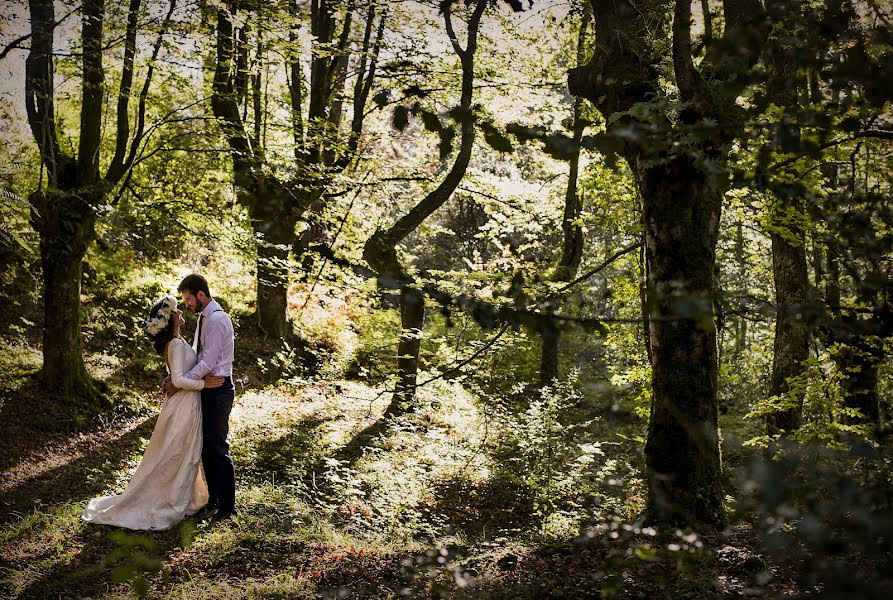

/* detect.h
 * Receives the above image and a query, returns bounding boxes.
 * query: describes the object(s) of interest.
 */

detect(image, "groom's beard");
[194,299,205,313]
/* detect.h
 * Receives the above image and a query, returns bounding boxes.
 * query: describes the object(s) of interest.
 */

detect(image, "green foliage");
[256,340,308,383]
[494,372,601,521]
[736,440,893,598]
[718,336,772,416]
[102,530,164,599]
[744,348,874,448]
[1,0,893,596]
[345,306,401,383]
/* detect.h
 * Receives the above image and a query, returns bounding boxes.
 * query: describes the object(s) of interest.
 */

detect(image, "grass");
[0,341,789,599]
[0,277,813,600]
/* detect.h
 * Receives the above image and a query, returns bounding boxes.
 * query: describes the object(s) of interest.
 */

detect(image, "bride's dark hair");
[147,298,176,356]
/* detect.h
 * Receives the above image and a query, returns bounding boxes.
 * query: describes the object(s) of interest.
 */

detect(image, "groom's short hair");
[178,273,211,298]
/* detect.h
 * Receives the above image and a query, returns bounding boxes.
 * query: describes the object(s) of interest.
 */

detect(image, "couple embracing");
[82,274,237,530]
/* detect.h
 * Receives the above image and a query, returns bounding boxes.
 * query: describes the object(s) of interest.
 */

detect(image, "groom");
[165,273,237,522]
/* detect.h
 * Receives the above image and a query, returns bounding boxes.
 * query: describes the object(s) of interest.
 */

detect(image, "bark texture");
[639,154,724,528]
[29,188,102,401]
[25,0,173,404]
[568,0,767,528]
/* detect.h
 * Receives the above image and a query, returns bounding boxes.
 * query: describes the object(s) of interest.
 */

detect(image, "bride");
[82,295,224,530]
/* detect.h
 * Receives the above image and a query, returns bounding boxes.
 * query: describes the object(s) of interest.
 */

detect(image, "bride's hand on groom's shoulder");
[204,375,225,389]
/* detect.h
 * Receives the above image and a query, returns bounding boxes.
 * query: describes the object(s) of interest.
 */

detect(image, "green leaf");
[447,106,475,124]
[372,89,390,107]
[403,84,428,98]
[111,564,133,583]
[420,109,443,132]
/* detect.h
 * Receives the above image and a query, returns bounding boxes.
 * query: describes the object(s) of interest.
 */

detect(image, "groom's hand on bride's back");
[204,375,225,389]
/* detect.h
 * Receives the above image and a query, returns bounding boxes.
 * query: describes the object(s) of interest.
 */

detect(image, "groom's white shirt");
[185,298,234,380]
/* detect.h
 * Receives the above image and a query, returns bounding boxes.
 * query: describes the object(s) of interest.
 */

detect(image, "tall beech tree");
[25,0,175,403]
[764,0,812,435]
[211,0,383,338]
[759,0,893,428]
[568,0,769,527]
[363,0,486,416]
[539,3,590,387]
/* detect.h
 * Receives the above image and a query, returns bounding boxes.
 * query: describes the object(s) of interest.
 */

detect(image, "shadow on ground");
[0,415,156,523]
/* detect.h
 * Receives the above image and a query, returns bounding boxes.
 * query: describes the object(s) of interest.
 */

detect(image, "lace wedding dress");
[82,338,209,530]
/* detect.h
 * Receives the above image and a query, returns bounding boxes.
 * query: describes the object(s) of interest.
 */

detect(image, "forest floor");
[0,268,814,600]
[0,333,796,600]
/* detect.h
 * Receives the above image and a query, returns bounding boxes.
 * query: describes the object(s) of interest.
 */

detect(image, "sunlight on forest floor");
[0,334,795,599]
[0,346,535,598]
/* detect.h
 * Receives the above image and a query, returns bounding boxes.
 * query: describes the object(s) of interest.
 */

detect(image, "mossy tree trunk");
[253,183,297,339]
[764,0,812,435]
[638,153,724,528]
[569,0,767,528]
[25,0,173,406]
[29,188,103,402]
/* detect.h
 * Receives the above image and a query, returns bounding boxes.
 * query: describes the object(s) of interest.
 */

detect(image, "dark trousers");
[201,378,236,512]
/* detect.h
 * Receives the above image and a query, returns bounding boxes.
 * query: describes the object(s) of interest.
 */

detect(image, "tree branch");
[1,7,75,62]
[25,0,69,185]
[541,240,644,305]
[334,3,388,171]
[374,0,485,247]
[106,0,141,183]
[112,0,177,184]
[768,129,893,172]
[77,0,105,185]
[211,6,253,170]
[673,0,704,105]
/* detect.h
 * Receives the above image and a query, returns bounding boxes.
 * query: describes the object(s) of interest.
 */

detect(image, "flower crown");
[145,295,177,336]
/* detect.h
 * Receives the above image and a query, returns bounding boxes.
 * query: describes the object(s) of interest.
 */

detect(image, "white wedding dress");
[82,338,209,530]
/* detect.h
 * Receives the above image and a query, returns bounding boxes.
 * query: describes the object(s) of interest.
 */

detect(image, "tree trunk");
[638,155,725,528]
[254,224,292,339]
[29,189,106,404]
[363,232,423,417]
[213,8,301,342]
[764,0,811,434]
[539,121,584,385]
[734,221,747,358]
[767,228,811,432]
[24,0,170,412]
[388,285,425,415]
[539,329,560,386]
[539,7,588,387]
[566,0,766,529]
[250,179,297,339]
[362,0,485,416]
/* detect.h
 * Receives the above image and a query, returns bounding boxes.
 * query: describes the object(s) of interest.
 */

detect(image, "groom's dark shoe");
[210,507,237,524]
[193,503,219,522]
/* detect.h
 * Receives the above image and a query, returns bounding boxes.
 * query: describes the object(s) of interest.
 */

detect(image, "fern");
[1,188,27,205]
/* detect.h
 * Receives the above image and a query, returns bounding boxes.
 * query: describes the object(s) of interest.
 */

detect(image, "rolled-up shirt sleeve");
[185,317,225,380]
